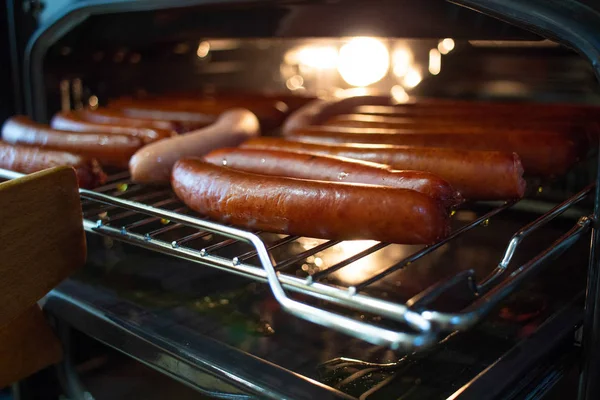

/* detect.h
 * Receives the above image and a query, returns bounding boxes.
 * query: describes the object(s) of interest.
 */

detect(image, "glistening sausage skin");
[2,116,143,168]
[171,159,451,244]
[204,147,463,209]
[285,127,583,177]
[50,111,176,144]
[129,108,260,184]
[241,138,526,200]
[0,142,107,188]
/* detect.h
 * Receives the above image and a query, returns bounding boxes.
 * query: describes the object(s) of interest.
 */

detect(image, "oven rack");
[0,167,593,351]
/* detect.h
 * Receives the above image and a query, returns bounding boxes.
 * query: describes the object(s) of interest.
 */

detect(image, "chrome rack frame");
[0,167,593,351]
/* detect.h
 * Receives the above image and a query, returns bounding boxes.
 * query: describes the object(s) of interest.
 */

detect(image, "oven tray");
[0,168,593,351]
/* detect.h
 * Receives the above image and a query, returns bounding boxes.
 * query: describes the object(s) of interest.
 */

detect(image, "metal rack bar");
[308,242,390,283]
[353,201,516,291]
[107,197,179,224]
[147,222,187,238]
[203,231,262,253]
[83,189,173,218]
[235,235,300,262]
[274,240,341,271]
[123,207,187,231]
[477,183,593,294]
[172,230,212,247]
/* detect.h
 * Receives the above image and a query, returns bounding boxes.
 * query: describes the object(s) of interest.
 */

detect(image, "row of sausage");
[0,94,594,244]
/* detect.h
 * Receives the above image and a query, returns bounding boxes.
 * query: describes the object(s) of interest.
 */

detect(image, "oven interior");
[8,0,600,399]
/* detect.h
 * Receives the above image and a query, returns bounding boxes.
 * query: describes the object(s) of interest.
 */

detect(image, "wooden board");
[0,305,63,388]
[0,166,86,328]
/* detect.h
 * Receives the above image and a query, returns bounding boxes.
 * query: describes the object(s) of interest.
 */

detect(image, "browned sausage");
[129,109,260,184]
[323,114,588,135]
[286,95,600,130]
[353,100,599,120]
[110,96,287,130]
[77,108,184,132]
[241,137,526,200]
[204,147,463,209]
[285,126,585,177]
[0,142,107,188]
[50,111,176,144]
[171,159,451,244]
[108,99,217,131]
[2,116,143,168]
[282,96,393,133]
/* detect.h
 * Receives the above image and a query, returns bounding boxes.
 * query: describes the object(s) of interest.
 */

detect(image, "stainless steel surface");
[0,167,592,352]
[45,286,351,400]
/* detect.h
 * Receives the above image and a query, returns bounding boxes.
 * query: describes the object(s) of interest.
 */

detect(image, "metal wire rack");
[0,167,593,351]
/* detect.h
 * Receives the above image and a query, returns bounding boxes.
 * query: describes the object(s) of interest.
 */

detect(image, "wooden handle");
[0,305,63,388]
[0,166,85,328]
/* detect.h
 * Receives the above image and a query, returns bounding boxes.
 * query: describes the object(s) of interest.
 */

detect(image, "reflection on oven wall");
[48,36,600,115]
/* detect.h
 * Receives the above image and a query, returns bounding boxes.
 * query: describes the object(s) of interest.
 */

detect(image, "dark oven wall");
[33,2,600,123]
[27,0,553,122]
[0,4,14,124]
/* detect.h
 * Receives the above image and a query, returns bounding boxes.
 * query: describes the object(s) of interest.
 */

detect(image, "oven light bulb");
[391,85,410,103]
[197,41,210,58]
[338,37,389,87]
[285,45,338,69]
[428,48,442,75]
[438,38,455,55]
[403,68,422,89]
[392,48,413,77]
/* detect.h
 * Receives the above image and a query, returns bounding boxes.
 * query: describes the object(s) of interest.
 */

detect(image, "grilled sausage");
[171,159,451,244]
[0,142,107,188]
[354,99,599,120]
[241,138,526,200]
[77,108,184,132]
[111,96,287,130]
[51,111,176,144]
[109,99,217,131]
[285,127,585,177]
[204,147,463,209]
[129,108,260,184]
[282,96,393,133]
[2,116,144,168]
[323,114,587,135]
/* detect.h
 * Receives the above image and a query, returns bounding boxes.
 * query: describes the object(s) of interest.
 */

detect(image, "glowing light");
[338,37,389,87]
[285,46,338,69]
[391,85,410,103]
[286,75,304,90]
[392,48,413,77]
[197,41,210,58]
[438,38,455,55]
[428,48,441,75]
[334,87,371,98]
[88,95,99,109]
[330,240,385,284]
[403,68,422,89]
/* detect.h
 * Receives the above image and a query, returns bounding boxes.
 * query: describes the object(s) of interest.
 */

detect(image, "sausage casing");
[77,108,183,132]
[241,137,526,200]
[51,111,176,144]
[110,96,287,130]
[204,147,463,209]
[285,127,584,177]
[282,96,392,133]
[323,114,588,135]
[0,142,107,188]
[171,159,451,244]
[2,116,143,168]
[129,108,260,184]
